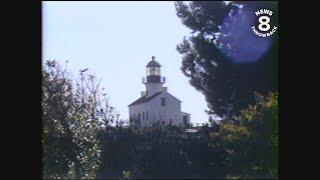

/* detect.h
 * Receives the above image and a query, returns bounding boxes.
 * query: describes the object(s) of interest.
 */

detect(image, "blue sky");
[42,1,208,124]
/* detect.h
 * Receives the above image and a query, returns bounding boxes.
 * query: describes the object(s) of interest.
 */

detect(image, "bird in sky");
[80,68,89,73]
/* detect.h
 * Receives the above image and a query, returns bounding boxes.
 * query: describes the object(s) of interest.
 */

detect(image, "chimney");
[141,91,146,97]
[162,87,167,92]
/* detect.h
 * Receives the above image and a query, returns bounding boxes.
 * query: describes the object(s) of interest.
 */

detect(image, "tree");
[210,92,278,179]
[175,1,278,119]
[42,60,115,179]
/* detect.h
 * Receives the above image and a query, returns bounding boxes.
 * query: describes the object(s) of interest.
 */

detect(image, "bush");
[42,60,115,179]
[211,92,278,179]
[97,124,227,179]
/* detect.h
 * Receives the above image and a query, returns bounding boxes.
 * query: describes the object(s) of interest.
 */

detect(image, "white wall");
[145,82,162,97]
[129,91,185,127]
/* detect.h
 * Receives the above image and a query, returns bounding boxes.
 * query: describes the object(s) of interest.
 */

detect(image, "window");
[183,115,188,125]
[129,115,134,124]
[161,98,166,106]
[148,67,160,76]
[136,119,141,127]
[138,113,141,120]
[142,112,145,120]
[146,111,148,120]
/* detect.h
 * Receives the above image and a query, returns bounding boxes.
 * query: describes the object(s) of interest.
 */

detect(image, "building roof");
[165,92,181,102]
[146,56,161,67]
[128,92,162,106]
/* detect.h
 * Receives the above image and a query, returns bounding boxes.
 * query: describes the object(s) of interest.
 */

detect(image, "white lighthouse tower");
[128,56,190,127]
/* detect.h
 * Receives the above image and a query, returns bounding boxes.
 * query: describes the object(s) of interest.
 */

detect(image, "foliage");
[42,60,116,179]
[174,2,278,178]
[95,93,277,179]
[210,92,278,179]
[96,124,227,179]
[175,1,278,119]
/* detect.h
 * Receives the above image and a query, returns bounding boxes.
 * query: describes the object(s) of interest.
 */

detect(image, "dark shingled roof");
[146,60,161,67]
[128,92,162,106]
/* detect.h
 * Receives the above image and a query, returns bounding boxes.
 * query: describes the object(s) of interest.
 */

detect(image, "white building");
[128,56,190,128]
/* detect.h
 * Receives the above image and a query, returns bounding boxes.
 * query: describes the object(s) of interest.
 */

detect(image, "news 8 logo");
[251,9,278,37]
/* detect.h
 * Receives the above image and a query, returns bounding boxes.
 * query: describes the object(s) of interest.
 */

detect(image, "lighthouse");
[128,56,190,127]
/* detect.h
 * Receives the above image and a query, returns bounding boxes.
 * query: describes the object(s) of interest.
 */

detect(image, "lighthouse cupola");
[146,56,161,76]
[142,56,166,96]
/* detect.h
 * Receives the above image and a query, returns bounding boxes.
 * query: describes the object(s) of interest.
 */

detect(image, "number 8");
[258,16,270,32]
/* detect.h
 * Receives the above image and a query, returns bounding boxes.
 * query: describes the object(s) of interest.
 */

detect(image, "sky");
[42,1,209,124]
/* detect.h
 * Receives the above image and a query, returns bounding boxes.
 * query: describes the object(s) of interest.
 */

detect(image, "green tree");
[175,1,278,119]
[42,60,115,179]
[210,92,278,179]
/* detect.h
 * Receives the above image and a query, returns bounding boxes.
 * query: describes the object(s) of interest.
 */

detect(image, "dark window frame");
[183,115,188,125]
[161,98,166,106]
